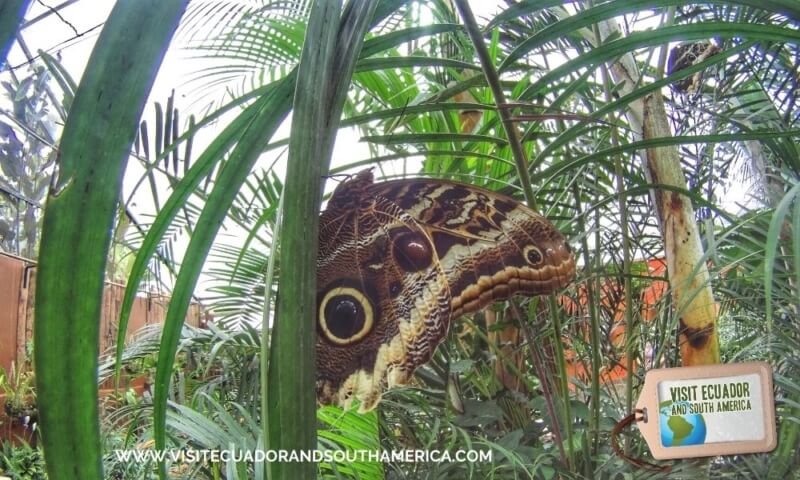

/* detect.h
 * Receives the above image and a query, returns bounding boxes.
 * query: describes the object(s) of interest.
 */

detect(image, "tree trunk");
[592,18,720,365]
[641,92,720,365]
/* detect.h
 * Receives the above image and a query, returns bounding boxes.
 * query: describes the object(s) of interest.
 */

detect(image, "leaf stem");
[454,0,537,209]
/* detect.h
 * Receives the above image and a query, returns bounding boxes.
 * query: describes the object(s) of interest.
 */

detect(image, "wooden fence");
[0,251,204,376]
[0,251,206,443]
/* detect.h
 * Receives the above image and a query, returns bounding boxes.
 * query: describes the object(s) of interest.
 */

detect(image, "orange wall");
[0,252,204,374]
[559,258,669,386]
[0,254,29,375]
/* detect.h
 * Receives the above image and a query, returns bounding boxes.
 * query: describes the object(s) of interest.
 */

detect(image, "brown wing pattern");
[316,170,576,411]
[316,171,451,411]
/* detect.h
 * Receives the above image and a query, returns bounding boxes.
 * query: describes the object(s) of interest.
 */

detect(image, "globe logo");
[659,400,707,446]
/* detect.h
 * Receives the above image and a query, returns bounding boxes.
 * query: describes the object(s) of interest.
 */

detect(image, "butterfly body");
[316,170,576,410]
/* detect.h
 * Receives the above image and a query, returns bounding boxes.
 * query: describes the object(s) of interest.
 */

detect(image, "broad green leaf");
[266,0,380,477]
[520,23,800,100]
[34,1,188,479]
[500,0,800,70]
[152,71,296,477]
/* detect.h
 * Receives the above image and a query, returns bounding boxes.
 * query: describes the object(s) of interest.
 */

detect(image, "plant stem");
[548,295,575,470]
[516,301,567,466]
[654,6,676,80]
[570,180,601,458]
[266,0,380,477]
[595,45,635,453]
[260,190,283,480]
[453,0,537,209]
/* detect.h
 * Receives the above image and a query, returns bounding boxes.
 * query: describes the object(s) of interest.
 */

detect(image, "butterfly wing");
[315,171,576,411]
[369,178,576,316]
[316,171,451,411]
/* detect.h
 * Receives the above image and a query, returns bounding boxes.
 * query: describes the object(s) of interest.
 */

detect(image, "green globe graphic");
[659,401,707,446]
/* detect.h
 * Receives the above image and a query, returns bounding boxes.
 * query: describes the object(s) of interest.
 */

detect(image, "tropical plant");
[0,439,46,480]
[0,62,57,258]
[0,362,36,424]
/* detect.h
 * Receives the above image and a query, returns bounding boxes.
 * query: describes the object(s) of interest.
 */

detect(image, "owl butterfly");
[316,170,576,411]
